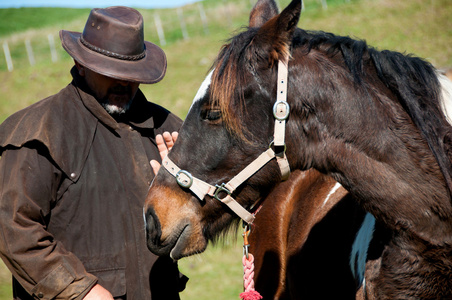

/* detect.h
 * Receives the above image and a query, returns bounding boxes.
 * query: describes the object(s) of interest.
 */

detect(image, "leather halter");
[162,58,291,224]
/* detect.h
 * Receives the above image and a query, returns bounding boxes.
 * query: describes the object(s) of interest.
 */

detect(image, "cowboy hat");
[60,6,166,84]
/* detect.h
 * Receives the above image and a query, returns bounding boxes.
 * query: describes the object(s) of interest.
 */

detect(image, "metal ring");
[214,183,232,201]
[269,141,287,152]
[176,170,193,188]
[273,100,290,121]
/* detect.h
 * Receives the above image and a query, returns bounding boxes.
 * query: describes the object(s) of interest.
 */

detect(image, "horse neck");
[286,55,452,246]
[312,120,452,245]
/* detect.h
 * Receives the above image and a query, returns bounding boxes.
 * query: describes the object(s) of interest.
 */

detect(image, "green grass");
[178,236,244,299]
[0,8,91,37]
[0,262,11,299]
[0,0,451,299]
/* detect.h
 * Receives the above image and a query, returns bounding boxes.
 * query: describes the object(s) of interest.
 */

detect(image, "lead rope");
[240,224,263,300]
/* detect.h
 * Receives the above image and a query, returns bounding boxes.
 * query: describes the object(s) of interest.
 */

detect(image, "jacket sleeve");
[0,145,97,300]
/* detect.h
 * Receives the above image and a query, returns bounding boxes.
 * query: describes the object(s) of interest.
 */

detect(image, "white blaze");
[188,69,214,112]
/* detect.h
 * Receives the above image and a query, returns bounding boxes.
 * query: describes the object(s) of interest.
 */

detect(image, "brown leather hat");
[60,6,166,84]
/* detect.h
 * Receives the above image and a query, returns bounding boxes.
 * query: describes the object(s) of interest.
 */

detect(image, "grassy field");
[0,0,451,299]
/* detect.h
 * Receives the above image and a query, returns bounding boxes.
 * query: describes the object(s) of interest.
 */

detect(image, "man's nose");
[116,80,131,86]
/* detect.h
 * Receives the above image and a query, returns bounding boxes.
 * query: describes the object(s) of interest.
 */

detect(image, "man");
[0,6,186,300]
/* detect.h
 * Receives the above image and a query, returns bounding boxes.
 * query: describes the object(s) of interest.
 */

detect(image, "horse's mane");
[210,28,259,139]
[211,27,445,126]
[210,26,452,193]
[299,29,452,193]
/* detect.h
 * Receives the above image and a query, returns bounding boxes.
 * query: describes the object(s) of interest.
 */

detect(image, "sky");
[0,0,200,9]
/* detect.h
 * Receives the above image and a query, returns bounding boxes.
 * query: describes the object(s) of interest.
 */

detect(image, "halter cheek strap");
[274,58,290,180]
[161,58,291,224]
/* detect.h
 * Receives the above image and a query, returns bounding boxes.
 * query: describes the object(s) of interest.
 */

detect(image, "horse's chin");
[169,224,208,260]
[147,223,208,261]
[169,224,191,260]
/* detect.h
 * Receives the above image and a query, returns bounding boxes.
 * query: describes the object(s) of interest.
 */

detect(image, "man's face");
[75,61,140,115]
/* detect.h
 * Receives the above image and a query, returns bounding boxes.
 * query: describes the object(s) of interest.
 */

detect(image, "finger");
[155,134,168,159]
[171,131,179,145]
[150,160,161,176]
[162,132,174,150]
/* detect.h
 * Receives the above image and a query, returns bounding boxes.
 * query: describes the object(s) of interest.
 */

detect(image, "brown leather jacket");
[0,68,186,300]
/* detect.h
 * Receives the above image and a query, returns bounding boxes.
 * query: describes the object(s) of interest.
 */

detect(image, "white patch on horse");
[350,212,376,289]
[188,69,214,112]
[437,71,452,126]
[322,182,342,207]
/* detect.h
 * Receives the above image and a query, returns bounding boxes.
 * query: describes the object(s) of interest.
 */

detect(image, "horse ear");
[251,0,302,63]
[273,0,302,46]
[249,0,279,28]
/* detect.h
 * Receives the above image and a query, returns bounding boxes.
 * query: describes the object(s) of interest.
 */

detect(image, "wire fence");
[0,0,352,72]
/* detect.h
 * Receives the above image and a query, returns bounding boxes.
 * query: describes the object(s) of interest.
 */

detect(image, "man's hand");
[83,284,114,300]
[150,131,179,175]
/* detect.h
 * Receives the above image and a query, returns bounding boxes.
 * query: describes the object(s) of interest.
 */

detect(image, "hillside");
[0,0,451,122]
[0,0,451,299]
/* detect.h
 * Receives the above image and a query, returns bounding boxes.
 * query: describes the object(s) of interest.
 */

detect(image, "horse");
[249,168,397,299]
[145,0,452,298]
[250,169,370,299]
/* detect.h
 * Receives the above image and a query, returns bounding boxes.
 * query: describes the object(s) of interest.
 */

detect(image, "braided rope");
[240,254,263,300]
[80,36,146,61]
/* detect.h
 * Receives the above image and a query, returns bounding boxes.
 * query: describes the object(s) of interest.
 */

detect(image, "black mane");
[213,25,452,196]
[295,28,452,195]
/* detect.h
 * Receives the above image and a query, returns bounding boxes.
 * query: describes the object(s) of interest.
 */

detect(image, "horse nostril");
[145,209,154,232]
[145,207,162,243]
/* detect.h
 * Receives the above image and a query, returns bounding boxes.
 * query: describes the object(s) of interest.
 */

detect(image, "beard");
[99,85,135,115]
[101,98,132,115]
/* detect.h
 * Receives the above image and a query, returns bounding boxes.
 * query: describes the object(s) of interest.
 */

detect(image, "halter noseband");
[162,57,291,224]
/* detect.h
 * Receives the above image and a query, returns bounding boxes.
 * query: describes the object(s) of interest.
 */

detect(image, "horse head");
[144,0,302,260]
[145,0,452,275]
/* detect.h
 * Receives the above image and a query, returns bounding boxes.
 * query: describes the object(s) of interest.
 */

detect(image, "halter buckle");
[214,183,232,201]
[273,100,290,121]
[176,170,194,188]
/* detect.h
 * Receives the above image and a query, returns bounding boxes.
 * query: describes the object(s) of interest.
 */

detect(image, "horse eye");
[201,109,222,122]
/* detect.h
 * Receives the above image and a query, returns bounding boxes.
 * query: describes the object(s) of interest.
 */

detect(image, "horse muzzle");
[145,208,204,260]
[145,206,172,256]
[144,184,208,260]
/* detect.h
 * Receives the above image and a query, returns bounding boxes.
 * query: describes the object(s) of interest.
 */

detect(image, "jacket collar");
[70,66,155,131]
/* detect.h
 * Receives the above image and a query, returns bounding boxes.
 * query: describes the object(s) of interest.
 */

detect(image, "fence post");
[198,3,209,35]
[48,34,58,62]
[25,39,36,66]
[154,13,166,46]
[222,0,232,27]
[177,7,189,40]
[2,41,13,72]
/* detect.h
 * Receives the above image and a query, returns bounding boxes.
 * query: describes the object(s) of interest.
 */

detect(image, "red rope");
[240,254,263,300]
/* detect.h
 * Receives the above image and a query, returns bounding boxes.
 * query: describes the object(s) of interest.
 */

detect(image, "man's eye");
[202,109,221,121]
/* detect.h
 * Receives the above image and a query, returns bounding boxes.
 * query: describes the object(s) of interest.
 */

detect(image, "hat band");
[80,35,146,61]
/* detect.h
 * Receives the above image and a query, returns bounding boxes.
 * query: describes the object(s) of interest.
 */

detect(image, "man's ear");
[74,60,85,77]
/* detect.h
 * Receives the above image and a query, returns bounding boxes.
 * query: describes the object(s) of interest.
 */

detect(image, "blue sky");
[0,0,200,9]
